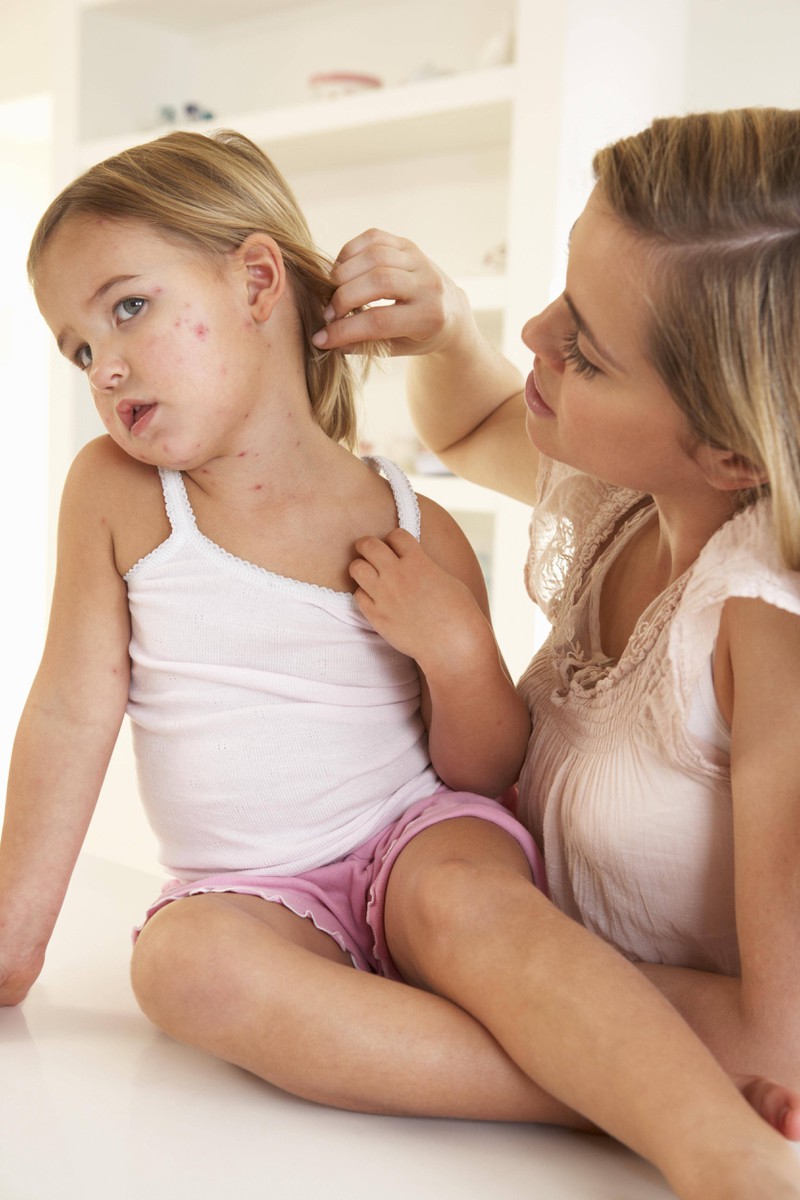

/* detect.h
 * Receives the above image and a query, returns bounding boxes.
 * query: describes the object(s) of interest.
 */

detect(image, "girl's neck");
[183,407,354,510]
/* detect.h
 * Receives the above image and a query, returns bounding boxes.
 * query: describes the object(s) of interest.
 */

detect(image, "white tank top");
[124,456,441,881]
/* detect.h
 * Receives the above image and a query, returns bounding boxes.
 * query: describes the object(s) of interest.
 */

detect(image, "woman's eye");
[562,330,600,380]
[75,344,92,370]
[115,297,146,322]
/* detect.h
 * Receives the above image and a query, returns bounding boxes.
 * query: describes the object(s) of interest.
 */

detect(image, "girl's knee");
[388,852,535,988]
[130,896,230,1031]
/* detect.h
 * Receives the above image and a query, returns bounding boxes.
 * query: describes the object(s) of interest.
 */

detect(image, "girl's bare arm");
[350,496,530,798]
[0,445,131,1004]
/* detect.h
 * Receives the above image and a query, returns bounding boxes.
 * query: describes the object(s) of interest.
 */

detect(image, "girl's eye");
[75,344,92,370]
[562,329,600,380]
[115,297,146,322]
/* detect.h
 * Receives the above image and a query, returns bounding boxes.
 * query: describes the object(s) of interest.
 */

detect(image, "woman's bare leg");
[382,817,800,1200]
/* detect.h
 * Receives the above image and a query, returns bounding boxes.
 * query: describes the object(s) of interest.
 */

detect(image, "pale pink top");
[124,457,440,882]
[517,458,800,974]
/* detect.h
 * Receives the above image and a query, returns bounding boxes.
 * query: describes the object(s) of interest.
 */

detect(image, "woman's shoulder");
[670,499,800,709]
[688,498,800,611]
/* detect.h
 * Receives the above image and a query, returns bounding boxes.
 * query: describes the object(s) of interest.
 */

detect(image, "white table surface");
[0,853,745,1200]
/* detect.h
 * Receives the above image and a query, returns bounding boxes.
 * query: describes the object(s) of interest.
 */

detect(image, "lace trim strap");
[364,455,421,539]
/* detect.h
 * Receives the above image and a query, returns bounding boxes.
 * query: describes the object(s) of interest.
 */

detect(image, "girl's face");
[521,189,706,501]
[34,215,270,471]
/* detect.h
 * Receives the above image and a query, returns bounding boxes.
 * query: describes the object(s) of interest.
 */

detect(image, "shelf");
[77,65,516,174]
[77,0,306,26]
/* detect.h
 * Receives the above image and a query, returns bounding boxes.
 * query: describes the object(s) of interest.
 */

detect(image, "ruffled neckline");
[551,495,690,704]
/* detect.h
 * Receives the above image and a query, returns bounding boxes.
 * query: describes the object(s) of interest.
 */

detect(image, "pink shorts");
[136,789,547,981]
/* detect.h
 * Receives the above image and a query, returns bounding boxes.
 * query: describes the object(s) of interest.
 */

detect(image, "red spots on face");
[238,450,247,458]
[194,323,209,340]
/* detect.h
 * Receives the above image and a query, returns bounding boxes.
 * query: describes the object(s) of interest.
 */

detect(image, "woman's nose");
[521,299,565,369]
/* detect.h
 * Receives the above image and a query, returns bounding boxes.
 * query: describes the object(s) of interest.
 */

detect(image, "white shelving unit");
[48,0,564,675]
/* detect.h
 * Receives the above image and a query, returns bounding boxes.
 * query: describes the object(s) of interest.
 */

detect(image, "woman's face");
[520,188,705,500]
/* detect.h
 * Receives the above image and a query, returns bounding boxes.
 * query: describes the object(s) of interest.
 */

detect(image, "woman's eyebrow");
[563,293,624,371]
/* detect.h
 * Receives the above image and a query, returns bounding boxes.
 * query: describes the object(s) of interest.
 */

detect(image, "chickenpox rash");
[194,323,210,340]
[251,484,263,491]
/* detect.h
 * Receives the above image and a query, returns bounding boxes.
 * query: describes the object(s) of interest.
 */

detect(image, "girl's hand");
[349,528,496,680]
[312,229,469,356]
[0,948,44,1007]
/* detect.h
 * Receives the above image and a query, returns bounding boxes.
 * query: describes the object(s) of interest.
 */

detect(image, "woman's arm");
[318,230,539,505]
[350,495,530,798]
[638,596,800,1087]
[0,445,132,1005]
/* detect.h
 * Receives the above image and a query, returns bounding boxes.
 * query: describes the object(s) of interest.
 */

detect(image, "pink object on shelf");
[308,71,383,100]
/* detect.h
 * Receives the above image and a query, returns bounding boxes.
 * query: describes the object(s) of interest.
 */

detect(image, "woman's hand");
[312,229,470,356]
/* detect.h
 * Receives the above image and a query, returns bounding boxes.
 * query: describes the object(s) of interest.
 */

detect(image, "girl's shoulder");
[63,437,169,576]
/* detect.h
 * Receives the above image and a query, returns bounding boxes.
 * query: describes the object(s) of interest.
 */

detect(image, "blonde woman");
[318,104,800,1176]
[2,126,799,1200]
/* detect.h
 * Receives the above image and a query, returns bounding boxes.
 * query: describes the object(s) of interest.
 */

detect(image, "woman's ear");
[695,443,768,492]
[233,233,286,322]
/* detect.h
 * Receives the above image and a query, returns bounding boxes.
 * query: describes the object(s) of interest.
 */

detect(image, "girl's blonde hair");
[28,129,376,449]
[593,107,800,570]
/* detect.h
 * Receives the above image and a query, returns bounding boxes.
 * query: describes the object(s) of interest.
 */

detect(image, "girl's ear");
[233,233,286,321]
[695,443,768,492]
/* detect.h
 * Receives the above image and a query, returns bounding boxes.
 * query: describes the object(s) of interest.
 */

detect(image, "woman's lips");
[525,369,554,416]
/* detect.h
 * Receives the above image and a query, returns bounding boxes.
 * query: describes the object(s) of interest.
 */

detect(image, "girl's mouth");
[117,401,156,434]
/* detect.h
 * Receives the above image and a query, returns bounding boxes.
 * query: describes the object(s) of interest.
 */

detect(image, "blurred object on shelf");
[477,26,515,68]
[402,63,455,83]
[482,241,507,273]
[183,102,215,123]
[156,102,215,127]
[308,72,383,101]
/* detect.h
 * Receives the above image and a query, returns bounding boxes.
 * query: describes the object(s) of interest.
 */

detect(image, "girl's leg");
[382,817,800,1200]
[130,890,583,1125]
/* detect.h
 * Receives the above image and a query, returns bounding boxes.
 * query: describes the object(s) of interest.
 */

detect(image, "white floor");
[0,854,703,1200]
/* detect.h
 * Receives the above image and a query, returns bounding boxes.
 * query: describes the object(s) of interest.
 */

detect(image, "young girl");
[316,104,800,1165]
[3,128,799,1200]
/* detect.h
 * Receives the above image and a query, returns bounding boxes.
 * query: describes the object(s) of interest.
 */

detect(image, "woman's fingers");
[314,231,450,353]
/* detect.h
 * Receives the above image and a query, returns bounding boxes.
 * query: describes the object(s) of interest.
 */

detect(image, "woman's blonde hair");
[593,107,800,569]
[28,129,376,449]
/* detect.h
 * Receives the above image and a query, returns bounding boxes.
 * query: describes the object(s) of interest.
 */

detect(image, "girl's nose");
[89,350,129,391]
